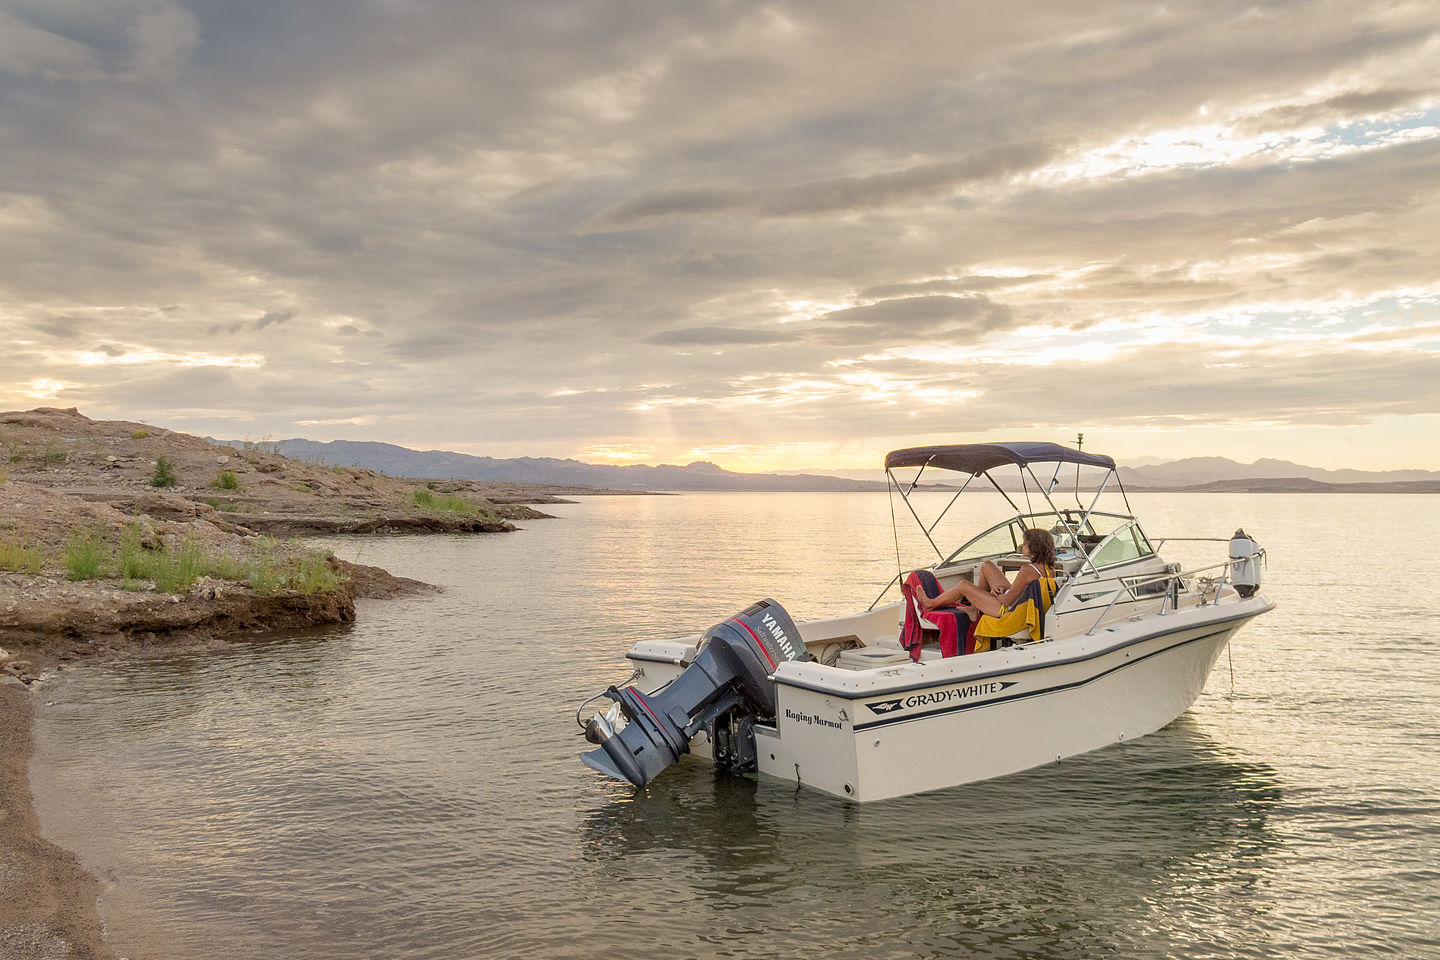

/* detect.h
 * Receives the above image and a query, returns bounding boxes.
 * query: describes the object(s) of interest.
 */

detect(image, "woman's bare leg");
[921,579,1003,618]
[977,561,1012,596]
[953,581,1003,618]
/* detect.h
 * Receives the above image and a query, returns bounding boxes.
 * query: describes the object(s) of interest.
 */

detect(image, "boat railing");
[1078,551,1262,636]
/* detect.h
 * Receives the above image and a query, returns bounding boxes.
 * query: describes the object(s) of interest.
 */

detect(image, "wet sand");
[0,682,116,960]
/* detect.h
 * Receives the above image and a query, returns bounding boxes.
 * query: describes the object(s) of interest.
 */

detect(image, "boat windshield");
[941,510,1144,566]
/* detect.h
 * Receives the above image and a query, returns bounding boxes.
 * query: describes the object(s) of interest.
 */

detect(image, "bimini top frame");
[871,441,1132,610]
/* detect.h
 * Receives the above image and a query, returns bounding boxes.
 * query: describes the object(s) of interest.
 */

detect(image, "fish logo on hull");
[866,698,905,715]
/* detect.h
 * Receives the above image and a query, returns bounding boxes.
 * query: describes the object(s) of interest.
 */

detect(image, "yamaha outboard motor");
[580,599,809,788]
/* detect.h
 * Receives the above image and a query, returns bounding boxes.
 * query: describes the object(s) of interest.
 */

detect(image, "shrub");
[116,523,147,581]
[131,430,149,439]
[0,539,44,574]
[149,456,178,487]
[63,530,110,580]
[41,442,68,463]
[211,470,241,490]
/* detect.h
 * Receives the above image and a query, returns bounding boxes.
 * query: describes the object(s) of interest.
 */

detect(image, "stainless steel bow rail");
[1077,549,1266,637]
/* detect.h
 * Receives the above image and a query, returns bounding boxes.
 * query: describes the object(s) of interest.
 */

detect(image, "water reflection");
[62,625,356,736]
[577,721,1281,959]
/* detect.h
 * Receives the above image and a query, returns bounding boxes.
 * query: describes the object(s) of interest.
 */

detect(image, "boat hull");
[635,599,1270,802]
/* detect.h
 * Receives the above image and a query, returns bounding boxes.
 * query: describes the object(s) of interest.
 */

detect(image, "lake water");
[29,492,1440,959]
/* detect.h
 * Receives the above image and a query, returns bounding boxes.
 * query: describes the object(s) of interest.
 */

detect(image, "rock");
[0,647,8,667]
[190,577,225,601]
[216,456,230,465]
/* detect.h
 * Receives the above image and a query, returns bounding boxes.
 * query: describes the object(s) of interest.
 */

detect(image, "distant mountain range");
[215,437,1440,493]
[1117,456,1440,487]
[219,438,882,491]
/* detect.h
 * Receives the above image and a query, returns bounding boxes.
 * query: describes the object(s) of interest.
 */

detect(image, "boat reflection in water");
[579,718,1282,958]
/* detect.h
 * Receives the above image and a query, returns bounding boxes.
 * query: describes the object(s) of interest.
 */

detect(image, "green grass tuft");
[242,537,344,594]
[115,526,341,595]
[0,539,45,574]
[63,530,110,580]
[412,488,498,519]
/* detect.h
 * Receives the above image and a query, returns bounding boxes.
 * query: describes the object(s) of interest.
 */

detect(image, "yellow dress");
[973,564,1057,651]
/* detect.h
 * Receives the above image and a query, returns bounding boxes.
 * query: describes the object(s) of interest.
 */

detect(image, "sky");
[3,0,1439,474]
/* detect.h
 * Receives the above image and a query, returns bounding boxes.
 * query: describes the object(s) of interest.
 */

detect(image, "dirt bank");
[0,481,437,680]
[0,407,590,957]
[1,407,575,536]
[0,683,116,960]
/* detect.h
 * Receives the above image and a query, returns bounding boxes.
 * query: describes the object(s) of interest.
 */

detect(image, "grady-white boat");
[577,441,1272,802]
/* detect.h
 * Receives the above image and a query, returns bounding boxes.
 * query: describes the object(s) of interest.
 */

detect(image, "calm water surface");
[30,493,1440,959]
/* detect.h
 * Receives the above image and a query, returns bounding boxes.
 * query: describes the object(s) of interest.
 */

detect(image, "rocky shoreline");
[0,407,602,959]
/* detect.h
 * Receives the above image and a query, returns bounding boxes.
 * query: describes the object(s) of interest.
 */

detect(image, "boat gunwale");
[771,599,1273,701]
[848,623,1242,732]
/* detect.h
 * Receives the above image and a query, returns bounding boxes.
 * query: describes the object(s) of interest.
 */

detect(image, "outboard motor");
[581,599,809,788]
[1228,528,1262,599]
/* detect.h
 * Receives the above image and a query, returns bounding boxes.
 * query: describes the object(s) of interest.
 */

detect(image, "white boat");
[577,441,1272,802]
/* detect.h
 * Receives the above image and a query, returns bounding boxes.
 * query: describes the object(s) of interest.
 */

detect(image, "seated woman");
[919,527,1058,646]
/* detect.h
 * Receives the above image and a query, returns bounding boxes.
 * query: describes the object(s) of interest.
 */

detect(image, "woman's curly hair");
[1023,527,1057,568]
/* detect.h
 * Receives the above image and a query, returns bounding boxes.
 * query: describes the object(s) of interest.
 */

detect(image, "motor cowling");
[1229,528,1262,599]
[581,599,809,788]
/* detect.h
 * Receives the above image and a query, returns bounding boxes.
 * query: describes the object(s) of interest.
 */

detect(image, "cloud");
[817,296,1015,341]
[860,275,1051,299]
[646,326,801,346]
[580,141,1058,232]
[1,1,1438,469]
[0,11,104,81]
[255,310,293,330]
[0,2,198,83]
[29,316,83,339]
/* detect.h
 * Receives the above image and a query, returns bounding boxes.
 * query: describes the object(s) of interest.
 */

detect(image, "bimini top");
[884,442,1116,475]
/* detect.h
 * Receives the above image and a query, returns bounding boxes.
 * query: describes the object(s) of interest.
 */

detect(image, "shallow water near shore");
[29,492,1440,959]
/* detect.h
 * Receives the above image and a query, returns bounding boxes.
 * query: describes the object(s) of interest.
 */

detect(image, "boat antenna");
[1075,432,1084,505]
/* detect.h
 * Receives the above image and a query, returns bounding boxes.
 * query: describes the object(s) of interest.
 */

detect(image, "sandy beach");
[0,682,115,960]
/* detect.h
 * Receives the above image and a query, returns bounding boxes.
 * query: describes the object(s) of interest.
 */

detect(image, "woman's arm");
[998,566,1038,606]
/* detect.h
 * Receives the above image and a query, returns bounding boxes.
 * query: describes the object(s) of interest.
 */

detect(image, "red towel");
[900,571,975,660]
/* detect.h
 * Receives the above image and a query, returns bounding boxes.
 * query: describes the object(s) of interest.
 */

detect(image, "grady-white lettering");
[865,681,1017,715]
[761,612,801,661]
[903,681,1014,709]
